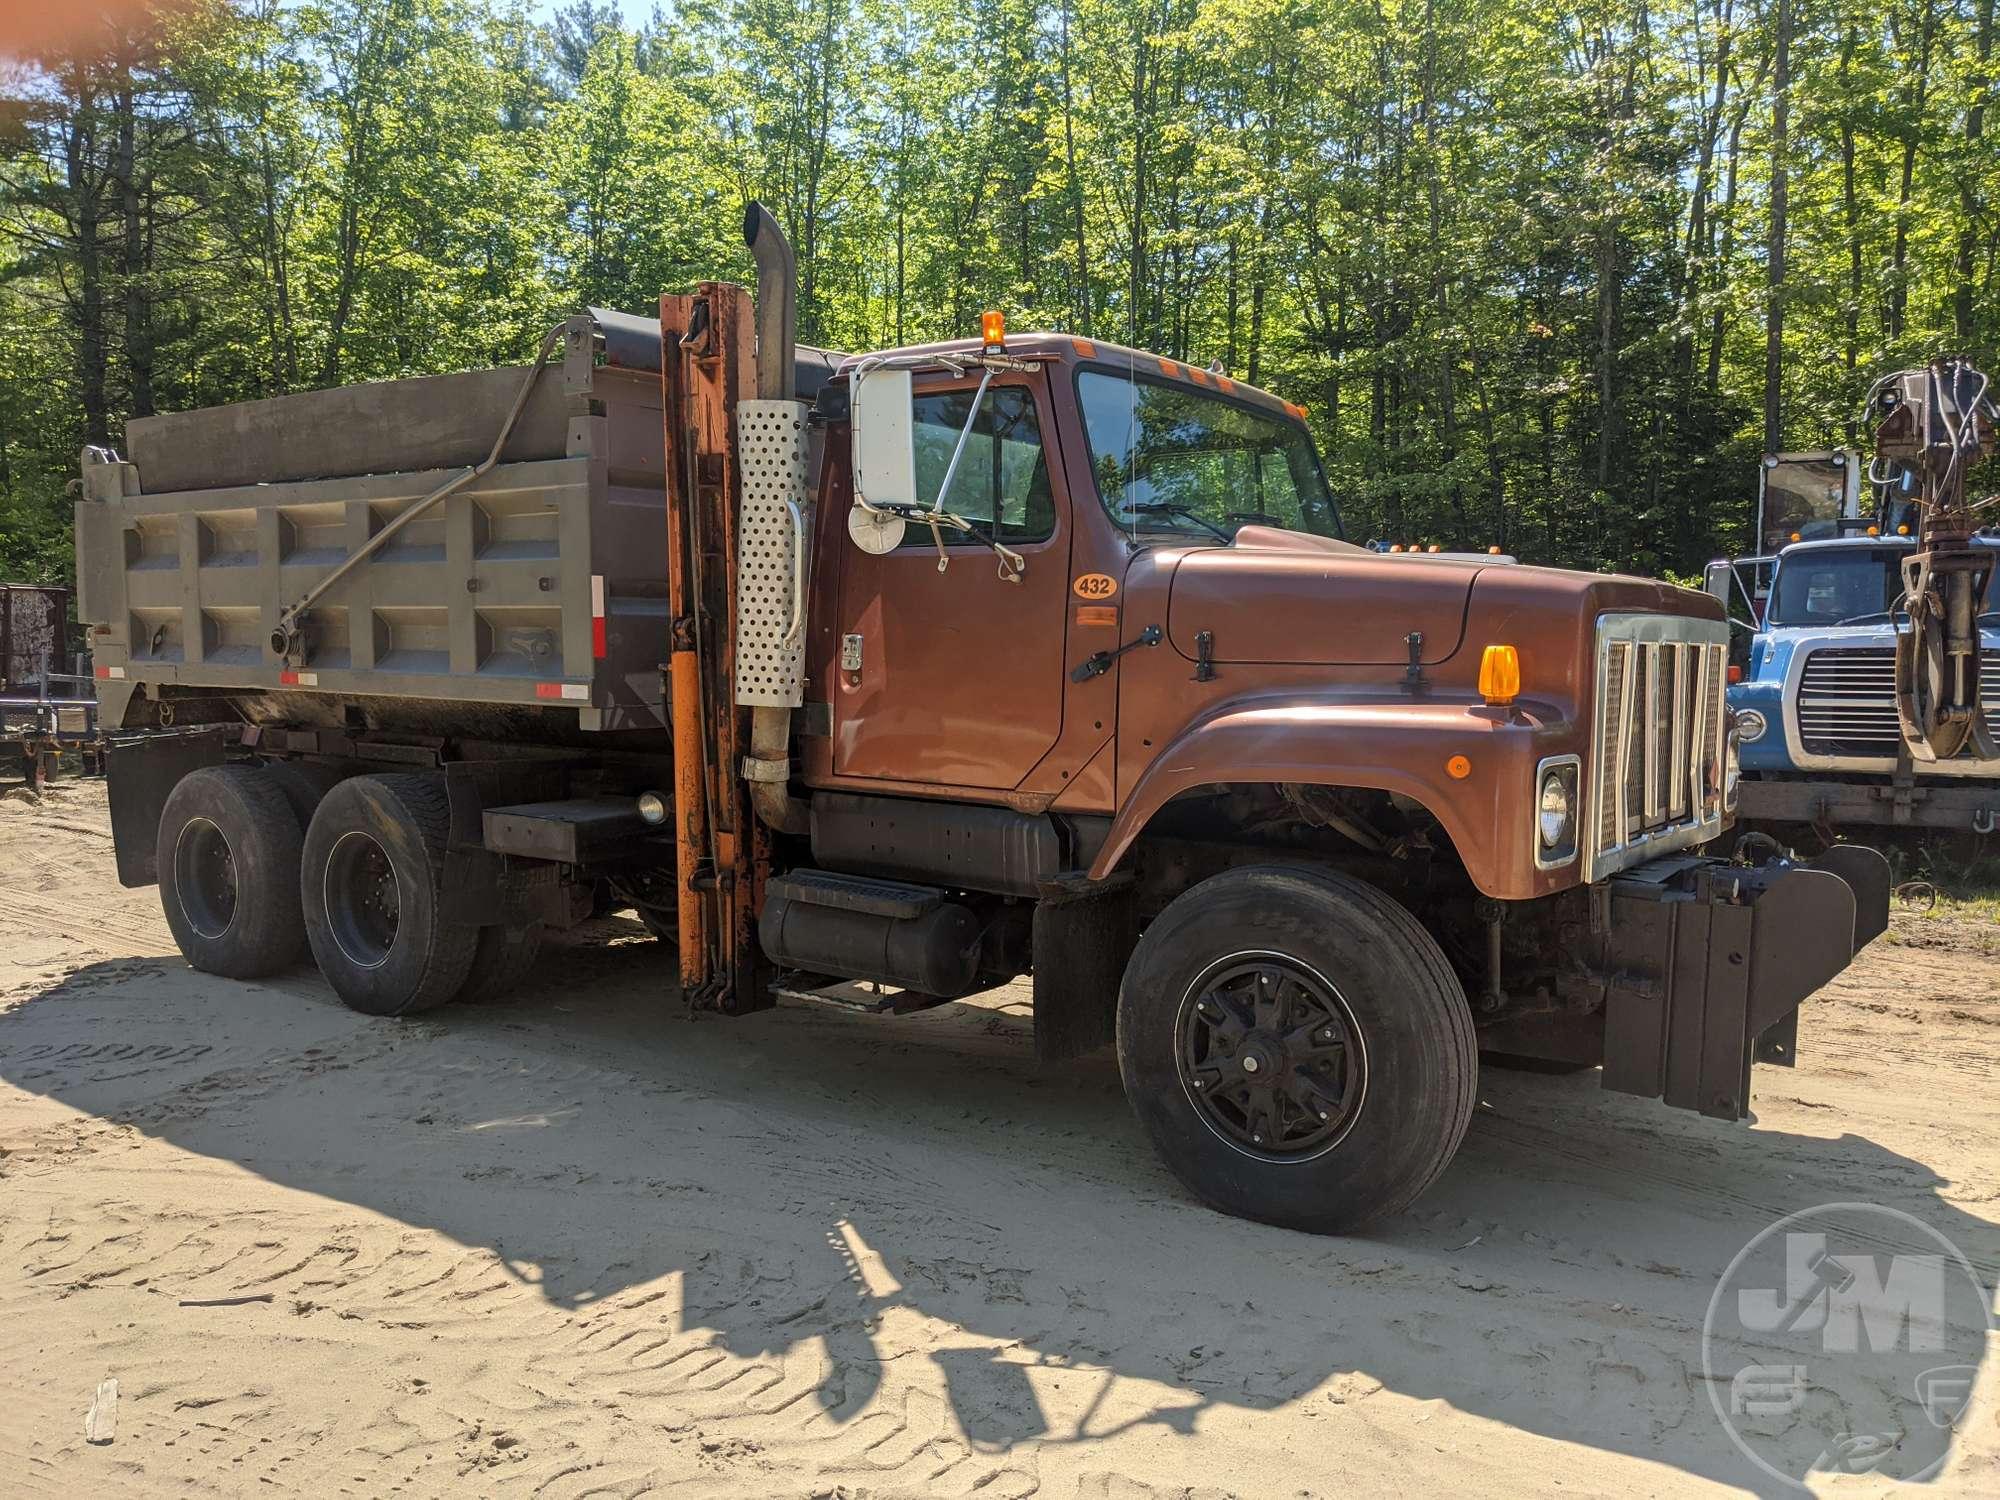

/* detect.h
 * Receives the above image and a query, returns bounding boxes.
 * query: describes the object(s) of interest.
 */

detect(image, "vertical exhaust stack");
[740,201,812,835]
[744,202,798,402]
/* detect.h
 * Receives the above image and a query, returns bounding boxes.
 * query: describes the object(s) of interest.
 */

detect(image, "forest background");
[0,0,1994,584]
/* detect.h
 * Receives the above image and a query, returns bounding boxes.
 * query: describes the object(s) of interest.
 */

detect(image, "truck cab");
[1723,533,2000,831]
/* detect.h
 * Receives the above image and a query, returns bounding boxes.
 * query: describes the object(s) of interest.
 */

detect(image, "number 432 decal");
[1072,573,1118,600]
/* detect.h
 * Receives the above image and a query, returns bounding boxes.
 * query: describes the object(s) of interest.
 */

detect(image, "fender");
[1089,690,1582,901]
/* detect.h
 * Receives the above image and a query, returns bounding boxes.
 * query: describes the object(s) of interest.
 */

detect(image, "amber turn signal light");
[981,309,1006,347]
[1479,644,1520,706]
[1447,754,1473,780]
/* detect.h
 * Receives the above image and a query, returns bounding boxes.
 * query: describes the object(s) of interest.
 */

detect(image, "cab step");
[769,972,941,1015]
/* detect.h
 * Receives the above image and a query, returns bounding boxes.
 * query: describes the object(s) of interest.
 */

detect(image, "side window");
[901,385,1054,546]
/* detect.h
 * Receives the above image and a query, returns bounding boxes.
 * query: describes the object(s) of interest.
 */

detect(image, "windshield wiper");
[1830,610,1894,627]
[1118,502,1230,542]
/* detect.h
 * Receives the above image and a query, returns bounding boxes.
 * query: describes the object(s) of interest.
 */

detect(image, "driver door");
[832,373,1072,789]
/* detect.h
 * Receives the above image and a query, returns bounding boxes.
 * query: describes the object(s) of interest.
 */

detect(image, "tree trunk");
[1764,0,1791,457]
[116,71,154,419]
[1887,0,1941,342]
[1957,0,1996,340]
[1058,0,1091,336]
[1840,23,1861,446]
[65,59,110,446]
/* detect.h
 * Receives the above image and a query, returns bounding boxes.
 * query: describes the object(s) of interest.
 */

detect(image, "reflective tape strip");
[536,682,589,701]
[96,665,124,680]
[591,575,607,658]
[279,670,319,687]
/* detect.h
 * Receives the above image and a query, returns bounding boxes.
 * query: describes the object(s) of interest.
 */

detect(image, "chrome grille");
[1795,646,2000,757]
[1589,616,1730,879]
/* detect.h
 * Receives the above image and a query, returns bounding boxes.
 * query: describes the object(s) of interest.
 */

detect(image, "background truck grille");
[1591,628,1727,877]
[1795,646,2000,757]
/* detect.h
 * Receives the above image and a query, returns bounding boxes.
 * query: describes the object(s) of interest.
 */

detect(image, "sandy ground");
[1,779,1998,1499]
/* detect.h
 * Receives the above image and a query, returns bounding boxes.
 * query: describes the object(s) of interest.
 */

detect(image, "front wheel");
[1116,864,1477,1233]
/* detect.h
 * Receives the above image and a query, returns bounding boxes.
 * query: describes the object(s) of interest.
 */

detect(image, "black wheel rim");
[1176,952,1367,1161]
[324,829,400,969]
[173,816,238,941]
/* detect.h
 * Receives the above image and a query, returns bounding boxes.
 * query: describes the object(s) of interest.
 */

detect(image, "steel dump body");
[76,311,740,738]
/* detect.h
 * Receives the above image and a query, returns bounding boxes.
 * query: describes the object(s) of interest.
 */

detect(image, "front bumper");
[1599,845,1890,1120]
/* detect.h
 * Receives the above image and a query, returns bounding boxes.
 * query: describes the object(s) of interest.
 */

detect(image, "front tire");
[157,765,307,978]
[302,773,478,1016]
[1116,864,1477,1233]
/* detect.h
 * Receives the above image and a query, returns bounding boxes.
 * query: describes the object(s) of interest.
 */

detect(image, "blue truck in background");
[1712,529,2000,836]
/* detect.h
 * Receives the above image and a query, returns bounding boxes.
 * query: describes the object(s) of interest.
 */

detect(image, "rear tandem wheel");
[155,765,308,979]
[301,773,479,1016]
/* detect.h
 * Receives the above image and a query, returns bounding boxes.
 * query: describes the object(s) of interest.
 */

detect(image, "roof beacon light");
[981,310,1006,348]
[1479,644,1521,706]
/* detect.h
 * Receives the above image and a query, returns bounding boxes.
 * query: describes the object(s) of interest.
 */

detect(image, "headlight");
[1538,771,1573,848]
[636,790,669,826]
[1533,756,1580,867]
[1724,726,1741,810]
[1736,707,1767,743]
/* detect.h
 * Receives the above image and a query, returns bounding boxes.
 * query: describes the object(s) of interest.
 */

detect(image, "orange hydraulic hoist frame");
[659,282,771,1013]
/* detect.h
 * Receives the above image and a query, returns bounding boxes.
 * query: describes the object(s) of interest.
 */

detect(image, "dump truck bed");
[73,311,683,736]
[76,312,844,741]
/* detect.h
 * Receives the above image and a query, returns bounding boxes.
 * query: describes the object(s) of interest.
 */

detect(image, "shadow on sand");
[3,921,1993,1492]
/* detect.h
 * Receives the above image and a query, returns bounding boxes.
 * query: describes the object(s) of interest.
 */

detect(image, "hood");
[1166,528,1482,665]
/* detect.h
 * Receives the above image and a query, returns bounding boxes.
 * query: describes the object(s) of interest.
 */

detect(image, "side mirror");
[848,368,916,554]
[1703,559,1732,610]
[851,367,917,507]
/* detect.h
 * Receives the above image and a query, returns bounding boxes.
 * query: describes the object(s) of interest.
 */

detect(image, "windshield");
[1766,546,2000,626]
[1075,369,1342,541]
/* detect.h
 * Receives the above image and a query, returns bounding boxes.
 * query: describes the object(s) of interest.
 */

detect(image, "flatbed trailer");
[74,208,1888,1232]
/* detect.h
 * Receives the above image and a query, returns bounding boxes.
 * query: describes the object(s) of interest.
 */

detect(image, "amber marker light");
[1898,524,1911,535]
[1866,525,1880,536]
[1446,754,1473,780]
[981,310,1006,347]
[1479,644,1521,706]
[1488,545,1502,554]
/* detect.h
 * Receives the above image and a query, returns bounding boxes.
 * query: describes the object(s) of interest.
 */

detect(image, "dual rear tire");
[157,765,541,1013]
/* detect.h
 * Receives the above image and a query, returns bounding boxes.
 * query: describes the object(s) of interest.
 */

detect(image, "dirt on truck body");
[72,205,1890,1232]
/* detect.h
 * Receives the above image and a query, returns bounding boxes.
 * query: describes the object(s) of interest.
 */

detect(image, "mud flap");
[104,726,235,887]
[1033,880,1136,1062]
[1600,846,1890,1121]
